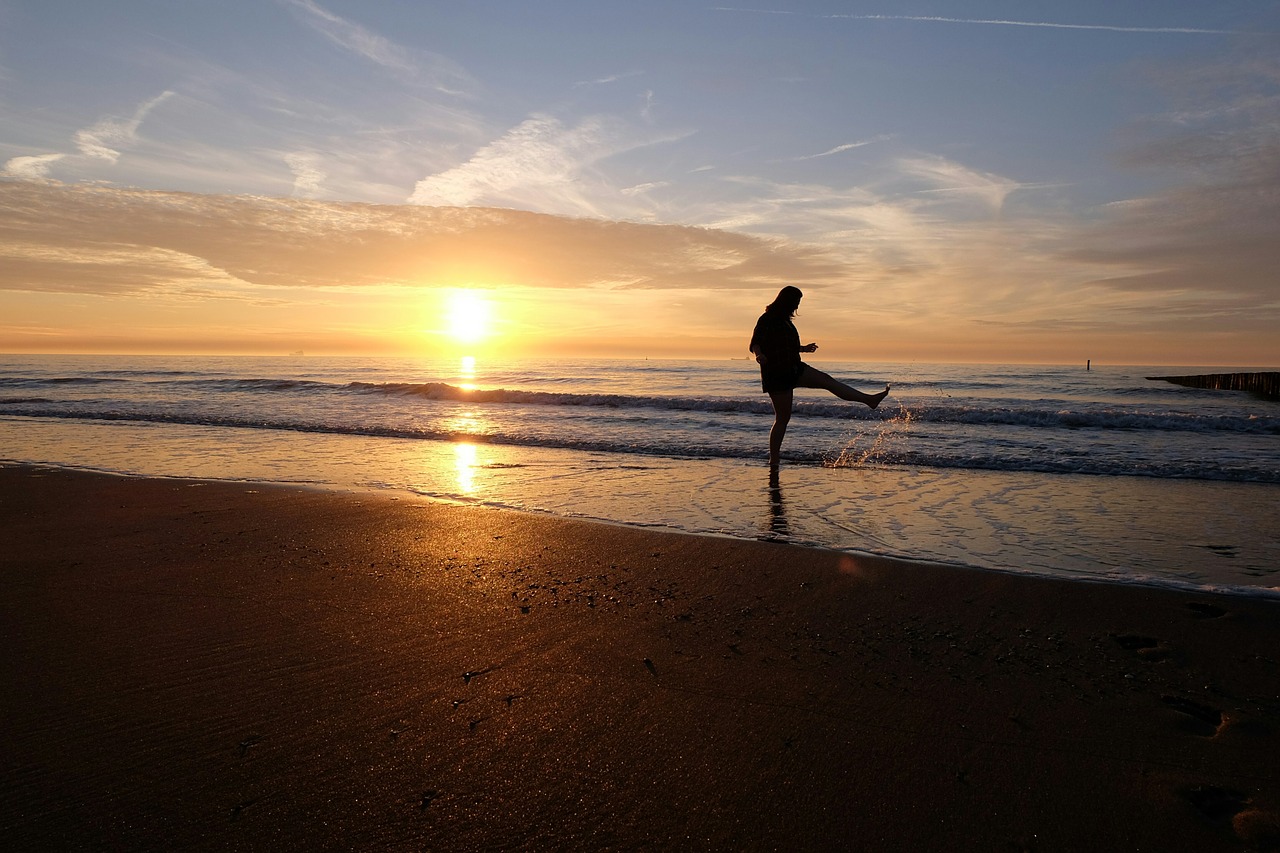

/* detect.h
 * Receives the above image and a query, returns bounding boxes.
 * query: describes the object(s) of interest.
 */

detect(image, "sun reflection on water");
[458,355,477,390]
[454,442,477,494]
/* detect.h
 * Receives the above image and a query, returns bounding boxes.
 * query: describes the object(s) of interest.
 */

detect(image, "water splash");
[824,399,916,468]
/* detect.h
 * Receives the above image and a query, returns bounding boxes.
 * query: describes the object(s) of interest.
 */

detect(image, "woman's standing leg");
[767,389,793,468]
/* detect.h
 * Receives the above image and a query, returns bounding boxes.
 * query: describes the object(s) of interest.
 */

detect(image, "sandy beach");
[2,465,1278,851]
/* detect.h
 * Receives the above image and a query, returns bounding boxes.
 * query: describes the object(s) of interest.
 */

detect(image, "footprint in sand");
[1162,696,1226,738]
[1112,634,1172,662]
[1182,786,1280,849]
[1185,784,1250,822]
[1186,601,1228,619]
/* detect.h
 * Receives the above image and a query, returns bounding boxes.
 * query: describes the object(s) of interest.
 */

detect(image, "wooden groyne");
[1147,372,1280,401]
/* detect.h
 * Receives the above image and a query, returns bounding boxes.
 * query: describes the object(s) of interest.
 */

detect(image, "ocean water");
[2,354,1277,595]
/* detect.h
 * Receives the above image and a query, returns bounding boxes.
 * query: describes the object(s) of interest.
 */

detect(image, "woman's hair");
[765,285,803,317]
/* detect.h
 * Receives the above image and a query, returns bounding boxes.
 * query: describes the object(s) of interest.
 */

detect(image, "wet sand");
[2,465,1278,851]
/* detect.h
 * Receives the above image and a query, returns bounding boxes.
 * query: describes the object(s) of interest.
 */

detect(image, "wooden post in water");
[1147,372,1280,401]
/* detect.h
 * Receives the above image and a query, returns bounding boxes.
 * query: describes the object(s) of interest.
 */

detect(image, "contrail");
[829,14,1247,35]
[712,8,1253,36]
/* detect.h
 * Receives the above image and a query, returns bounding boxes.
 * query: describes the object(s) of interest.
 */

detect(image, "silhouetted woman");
[749,285,888,468]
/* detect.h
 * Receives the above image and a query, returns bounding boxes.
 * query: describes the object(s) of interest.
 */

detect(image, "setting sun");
[446,290,491,345]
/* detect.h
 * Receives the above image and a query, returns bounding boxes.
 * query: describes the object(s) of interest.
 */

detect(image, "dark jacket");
[750,310,803,392]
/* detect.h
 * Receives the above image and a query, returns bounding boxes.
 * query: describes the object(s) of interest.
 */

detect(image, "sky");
[1,0,1278,365]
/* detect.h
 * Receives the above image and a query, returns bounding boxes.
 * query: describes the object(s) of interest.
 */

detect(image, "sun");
[446,290,491,344]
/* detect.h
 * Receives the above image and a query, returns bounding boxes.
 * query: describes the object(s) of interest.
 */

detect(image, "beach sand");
[2,465,1278,851]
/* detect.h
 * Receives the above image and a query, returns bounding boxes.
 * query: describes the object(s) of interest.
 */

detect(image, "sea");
[2,354,1277,596]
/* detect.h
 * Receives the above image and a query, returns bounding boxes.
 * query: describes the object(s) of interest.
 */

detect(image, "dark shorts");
[760,361,807,394]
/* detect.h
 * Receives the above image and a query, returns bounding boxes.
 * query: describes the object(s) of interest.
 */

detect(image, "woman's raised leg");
[797,366,888,409]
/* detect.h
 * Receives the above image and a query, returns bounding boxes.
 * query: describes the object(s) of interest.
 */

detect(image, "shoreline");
[3,464,1279,850]
[2,450,1280,596]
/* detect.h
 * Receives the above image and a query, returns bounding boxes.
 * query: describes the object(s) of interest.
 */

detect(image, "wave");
[135,378,1273,435]
[3,374,1278,435]
[195,378,1280,434]
[0,376,128,387]
[4,407,1278,483]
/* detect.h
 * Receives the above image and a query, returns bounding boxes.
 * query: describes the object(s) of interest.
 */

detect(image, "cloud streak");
[281,0,416,73]
[825,15,1253,36]
[574,70,644,88]
[73,91,175,163]
[4,91,173,182]
[280,0,475,94]
[792,136,889,161]
[409,114,690,217]
[714,8,1256,36]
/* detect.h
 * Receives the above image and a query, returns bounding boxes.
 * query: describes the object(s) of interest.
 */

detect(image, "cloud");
[0,239,248,296]
[281,0,415,72]
[2,92,174,183]
[641,89,656,123]
[284,151,327,197]
[823,14,1254,36]
[621,181,669,196]
[714,7,1257,36]
[280,0,474,94]
[73,91,174,163]
[409,113,689,217]
[895,154,1025,211]
[0,180,849,299]
[574,70,644,87]
[1065,49,1280,317]
[409,115,616,208]
[792,136,889,161]
[3,153,65,180]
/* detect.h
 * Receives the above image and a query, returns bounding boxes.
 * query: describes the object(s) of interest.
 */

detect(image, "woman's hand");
[801,342,818,353]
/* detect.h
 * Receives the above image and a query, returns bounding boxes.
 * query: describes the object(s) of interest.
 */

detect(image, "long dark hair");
[765,285,803,317]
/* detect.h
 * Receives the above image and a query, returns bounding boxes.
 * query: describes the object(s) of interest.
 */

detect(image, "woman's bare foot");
[867,385,890,410]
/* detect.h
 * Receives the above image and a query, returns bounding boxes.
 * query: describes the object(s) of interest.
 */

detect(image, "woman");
[749,285,888,468]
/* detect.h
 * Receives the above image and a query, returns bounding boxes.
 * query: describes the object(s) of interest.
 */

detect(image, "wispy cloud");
[1066,51,1280,313]
[409,113,690,217]
[574,70,645,87]
[411,114,614,209]
[74,91,174,163]
[895,155,1025,211]
[280,0,415,72]
[3,91,174,181]
[284,151,327,198]
[824,15,1253,36]
[640,89,656,123]
[621,181,669,196]
[792,136,889,161]
[714,7,1256,36]
[280,0,475,94]
[3,153,65,180]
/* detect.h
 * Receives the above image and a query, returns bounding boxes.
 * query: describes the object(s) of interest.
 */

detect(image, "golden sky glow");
[1,2,1277,366]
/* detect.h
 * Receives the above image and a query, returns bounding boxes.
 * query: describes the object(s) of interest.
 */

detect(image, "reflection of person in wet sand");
[767,469,789,539]
[749,286,889,469]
